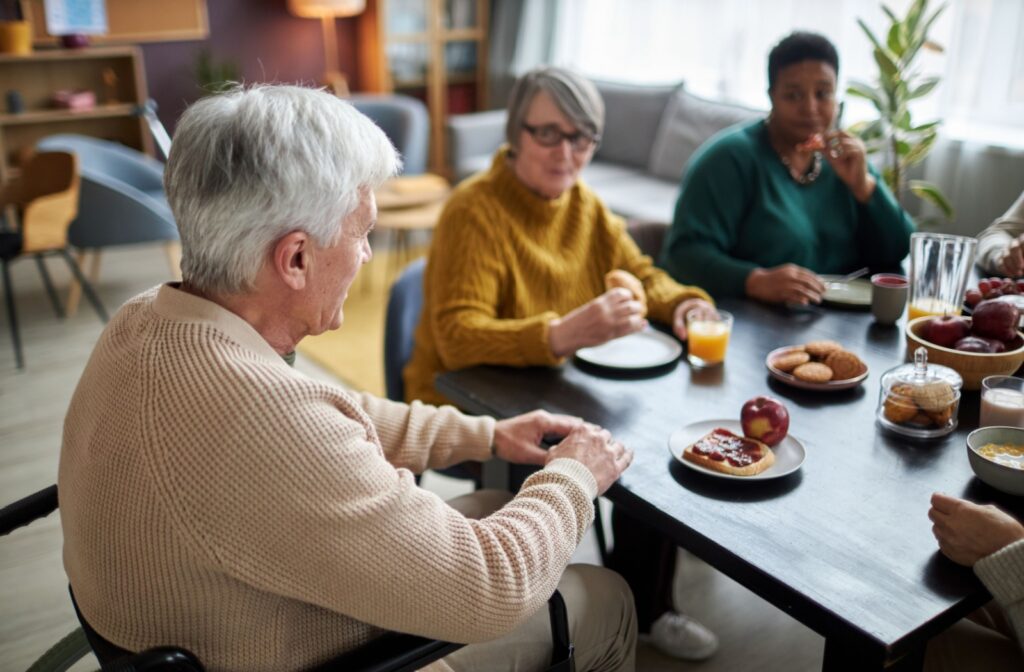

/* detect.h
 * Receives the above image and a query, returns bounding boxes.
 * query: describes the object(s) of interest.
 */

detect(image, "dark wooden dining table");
[437,298,1023,672]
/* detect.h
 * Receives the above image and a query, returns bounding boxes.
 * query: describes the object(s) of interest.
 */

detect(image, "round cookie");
[824,350,866,381]
[793,362,833,383]
[772,350,811,373]
[883,384,918,424]
[804,340,843,359]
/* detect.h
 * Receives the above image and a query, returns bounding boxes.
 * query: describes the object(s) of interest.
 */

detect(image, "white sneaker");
[649,611,719,661]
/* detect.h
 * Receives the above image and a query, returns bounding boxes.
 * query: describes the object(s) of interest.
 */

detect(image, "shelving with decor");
[358,0,488,174]
[0,46,151,180]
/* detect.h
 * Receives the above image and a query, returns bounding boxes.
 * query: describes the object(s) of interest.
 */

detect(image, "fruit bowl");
[967,426,1024,496]
[905,316,1024,390]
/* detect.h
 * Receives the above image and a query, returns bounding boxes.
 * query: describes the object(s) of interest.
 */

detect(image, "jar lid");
[880,347,964,392]
[877,347,962,439]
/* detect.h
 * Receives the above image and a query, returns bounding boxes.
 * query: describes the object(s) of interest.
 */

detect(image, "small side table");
[373,174,450,286]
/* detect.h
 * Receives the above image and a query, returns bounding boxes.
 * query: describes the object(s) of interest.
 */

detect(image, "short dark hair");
[767,32,839,90]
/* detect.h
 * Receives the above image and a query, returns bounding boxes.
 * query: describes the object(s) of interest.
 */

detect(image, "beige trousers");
[435,490,638,672]
[924,603,1022,671]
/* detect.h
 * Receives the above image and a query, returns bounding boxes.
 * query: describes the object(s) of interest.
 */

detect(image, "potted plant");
[847,0,953,222]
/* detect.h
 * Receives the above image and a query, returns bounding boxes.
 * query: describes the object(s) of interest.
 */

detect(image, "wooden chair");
[0,151,107,368]
[3,485,576,672]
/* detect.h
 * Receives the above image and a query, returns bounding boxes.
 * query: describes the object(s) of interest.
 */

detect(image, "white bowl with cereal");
[967,426,1024,496]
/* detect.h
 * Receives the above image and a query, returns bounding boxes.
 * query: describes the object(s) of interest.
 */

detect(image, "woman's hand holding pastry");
[548,288,648,357]
[822,130,875,203]
[672,299,717,341]
[745,264,825,305]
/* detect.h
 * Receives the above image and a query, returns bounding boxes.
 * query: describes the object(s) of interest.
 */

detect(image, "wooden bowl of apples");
[906,302,1024,390]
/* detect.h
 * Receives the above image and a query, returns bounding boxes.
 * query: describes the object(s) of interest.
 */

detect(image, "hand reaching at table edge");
[928,492,1024,566]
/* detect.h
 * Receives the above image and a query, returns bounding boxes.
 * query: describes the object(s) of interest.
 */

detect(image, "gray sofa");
[447,81,764,224]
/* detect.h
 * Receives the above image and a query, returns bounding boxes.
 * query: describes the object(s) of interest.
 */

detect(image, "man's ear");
[272,231,310,291]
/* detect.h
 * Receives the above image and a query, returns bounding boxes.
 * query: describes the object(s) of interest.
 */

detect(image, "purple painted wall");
[140,0,360,132]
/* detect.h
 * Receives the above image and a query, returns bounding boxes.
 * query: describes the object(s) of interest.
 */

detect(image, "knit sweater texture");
[404,147,711,405]
[59,284,599,672]
[976,538,1024,648]
[660,120,915,299]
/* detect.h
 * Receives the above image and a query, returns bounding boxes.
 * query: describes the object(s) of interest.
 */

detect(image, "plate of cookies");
[765,340,869,391]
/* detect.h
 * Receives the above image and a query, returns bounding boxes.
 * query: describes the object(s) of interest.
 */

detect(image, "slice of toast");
[682,428,775,477]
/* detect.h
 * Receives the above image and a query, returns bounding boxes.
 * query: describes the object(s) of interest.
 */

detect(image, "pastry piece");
[682,428,775,477]
[771,350,811,373]
[604,269,647,317]
[927,405,954,427]
[804,340,843,359]
[883,384,919,424]
[825,350,867,381]
[793,362,833,383]
[911,381,956,413]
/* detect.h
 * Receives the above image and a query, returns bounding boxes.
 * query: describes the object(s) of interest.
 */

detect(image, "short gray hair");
[165,84,400,295]
[505,67,604,150]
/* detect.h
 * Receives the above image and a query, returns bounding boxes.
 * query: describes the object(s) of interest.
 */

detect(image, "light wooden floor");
[0,244,824,671]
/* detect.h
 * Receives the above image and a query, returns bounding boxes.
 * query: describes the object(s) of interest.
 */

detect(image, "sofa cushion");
[582,161,680,224]
[647,89,764,182]
[593,81,678,170]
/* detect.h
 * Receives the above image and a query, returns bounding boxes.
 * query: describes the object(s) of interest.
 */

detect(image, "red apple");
[922,315,971,349]
[741,396,790,447]
[971,300,1021,343]
[954,336,1003,353]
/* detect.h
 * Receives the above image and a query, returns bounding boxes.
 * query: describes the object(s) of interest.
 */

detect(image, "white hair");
[165,84,400,295]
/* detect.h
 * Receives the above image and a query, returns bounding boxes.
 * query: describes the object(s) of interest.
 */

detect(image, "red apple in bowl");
[972,300,1021,343]
[922,315,971,349]
[741,396,790,447]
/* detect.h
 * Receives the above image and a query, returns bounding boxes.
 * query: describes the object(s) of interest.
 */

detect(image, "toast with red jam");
[683,428,775,476]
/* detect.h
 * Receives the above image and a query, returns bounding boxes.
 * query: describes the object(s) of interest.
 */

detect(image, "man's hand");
[548,288,647,358]
[546,423,633,495]
[493,410,583,466]
[928,492,1024,566]
[745,264,825,305]
[997,235,1024,277]
[672,299,717,341]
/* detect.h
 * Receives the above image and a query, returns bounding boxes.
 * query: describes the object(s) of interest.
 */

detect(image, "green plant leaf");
[887,22,905,57]
[882,166,898,195]
[846,81,886,111]
[874,47,900,82]
[910,120,941,133]
[908,77,940,100]
[857,18,885,54]
[902,132,937,166]
[906,0,926,34]
[882,5,901,27]
[909,179,954,219]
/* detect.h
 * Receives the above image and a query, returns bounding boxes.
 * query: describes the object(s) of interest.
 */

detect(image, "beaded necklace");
[779,151,823,185]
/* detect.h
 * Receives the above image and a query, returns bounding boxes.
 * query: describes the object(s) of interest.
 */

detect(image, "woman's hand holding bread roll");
[548,273,649,357]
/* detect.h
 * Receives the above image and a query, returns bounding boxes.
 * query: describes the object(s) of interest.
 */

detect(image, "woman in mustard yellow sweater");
[405,67,721,662]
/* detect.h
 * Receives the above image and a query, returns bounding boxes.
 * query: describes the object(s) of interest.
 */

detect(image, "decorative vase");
[0,21,32,55]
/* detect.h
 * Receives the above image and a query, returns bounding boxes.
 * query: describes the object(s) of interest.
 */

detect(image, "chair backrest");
[17,151,80,253]
[384,257,427,401]
[351,94,430,176]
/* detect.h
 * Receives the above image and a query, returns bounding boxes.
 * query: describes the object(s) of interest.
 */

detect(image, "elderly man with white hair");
[59,85,637,672]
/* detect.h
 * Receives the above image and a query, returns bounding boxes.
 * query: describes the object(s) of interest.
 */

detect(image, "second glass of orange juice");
[907,297,963,321]
[686,310,733,367]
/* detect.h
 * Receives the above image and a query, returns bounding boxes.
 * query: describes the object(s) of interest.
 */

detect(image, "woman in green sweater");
[660,31,914,304]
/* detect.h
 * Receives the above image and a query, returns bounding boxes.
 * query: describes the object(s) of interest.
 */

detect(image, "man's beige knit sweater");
[59,285,598,672]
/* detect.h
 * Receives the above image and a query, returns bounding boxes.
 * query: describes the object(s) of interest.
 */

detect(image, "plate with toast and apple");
[765,340,869,391]
[668,397,805,481]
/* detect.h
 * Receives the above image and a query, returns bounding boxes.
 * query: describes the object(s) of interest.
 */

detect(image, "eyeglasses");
[521,123,600,152]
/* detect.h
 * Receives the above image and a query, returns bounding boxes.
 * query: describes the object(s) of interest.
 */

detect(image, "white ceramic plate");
[820,275,872,307]
[575,329,682,370]
[765,346,869,392]
[668,419,806,481]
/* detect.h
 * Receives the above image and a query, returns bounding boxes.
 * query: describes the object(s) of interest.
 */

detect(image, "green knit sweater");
[405,147,711,406]
[659,120,914,299]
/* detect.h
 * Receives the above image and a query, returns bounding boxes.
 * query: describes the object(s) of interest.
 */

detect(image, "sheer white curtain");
[547,0,1023,141]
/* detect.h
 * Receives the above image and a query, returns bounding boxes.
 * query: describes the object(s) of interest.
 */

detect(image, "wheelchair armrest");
[102,647,205,672]
[0,484,58,535]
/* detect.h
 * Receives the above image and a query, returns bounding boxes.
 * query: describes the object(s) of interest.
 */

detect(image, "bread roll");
[604,269,647,316]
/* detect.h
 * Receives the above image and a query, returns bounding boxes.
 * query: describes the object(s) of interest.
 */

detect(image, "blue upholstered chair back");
[350,94,429,176]
[384,257,426,401]
[36,134,178,249]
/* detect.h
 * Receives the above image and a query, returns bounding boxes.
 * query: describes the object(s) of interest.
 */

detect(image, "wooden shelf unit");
[358,0,489,175]
[0,47,152,180]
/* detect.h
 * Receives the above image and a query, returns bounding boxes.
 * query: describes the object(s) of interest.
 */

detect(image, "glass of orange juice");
[908,233,976,322]
[686,310,733,367]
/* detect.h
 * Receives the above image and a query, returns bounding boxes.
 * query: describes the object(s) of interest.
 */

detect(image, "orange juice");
[907,298,962,321]
[688,321,730,366]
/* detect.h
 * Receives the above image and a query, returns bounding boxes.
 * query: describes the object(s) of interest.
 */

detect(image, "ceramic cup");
[871,273,909,324]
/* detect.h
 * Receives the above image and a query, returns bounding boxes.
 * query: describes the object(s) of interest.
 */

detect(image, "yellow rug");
[297,247,426,396]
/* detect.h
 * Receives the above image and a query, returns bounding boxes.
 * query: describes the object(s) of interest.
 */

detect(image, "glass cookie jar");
[877,347,963,439]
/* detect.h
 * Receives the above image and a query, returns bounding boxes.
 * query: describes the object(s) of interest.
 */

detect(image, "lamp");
[287,0,366,96]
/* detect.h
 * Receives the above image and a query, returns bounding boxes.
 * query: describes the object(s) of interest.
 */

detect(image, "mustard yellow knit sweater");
[60,284,598,672]
[404,148,712,405]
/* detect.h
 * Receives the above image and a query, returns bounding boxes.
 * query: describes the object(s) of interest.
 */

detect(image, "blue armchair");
[36,134,180,313]
[350,94,429,176]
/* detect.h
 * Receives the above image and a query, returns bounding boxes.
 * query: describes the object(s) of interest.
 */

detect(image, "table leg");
[822,638,923,672]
